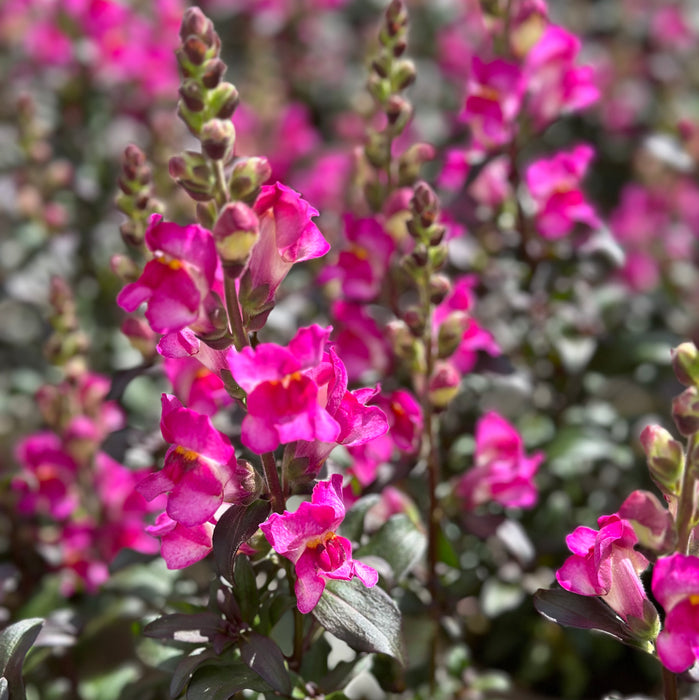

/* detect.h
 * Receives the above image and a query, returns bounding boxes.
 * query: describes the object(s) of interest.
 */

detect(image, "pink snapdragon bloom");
[525,144,601,239]
[12,432,78,520]
[330,301,392,382]
[292,347,388,476]
[437,149,471,192]
[117,214,218,335]
[460,57,525,150]
[433,277,500,373]
[319,217,395,302]
[457,412,542,509]
[557,514,650,623]
[524,25,600,129]
[652,553,699,672]
[163,356,233,416]
[146,511,215,570]
[138,395,254,527]
[260,474,378,613]
[228,325,341,453]
[240,184,329,326]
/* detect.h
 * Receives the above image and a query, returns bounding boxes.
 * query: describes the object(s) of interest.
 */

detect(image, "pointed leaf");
[169,650,218,699]
[356,514,426,582]
[240,632,291,695]
[144,613,223,644]
[340,495,380,543]
[313,579,406,664]
[0,618,43,700]
[213,500,270,584]
[232,555,258,624]
[533,588,631,642]
[186,662,270,700]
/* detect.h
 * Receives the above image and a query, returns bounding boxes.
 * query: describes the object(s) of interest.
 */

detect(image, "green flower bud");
[213,202,260,275]
[201,118,236,161]
[640,424,684,495]
[672,342,699,387]
[672,387,699,436]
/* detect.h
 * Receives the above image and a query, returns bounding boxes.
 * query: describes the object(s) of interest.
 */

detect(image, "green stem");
[261,451,285,514]
[224,275,249,350]
[213,159,230,209]
[662,665,678,700]
[676,433,699,554]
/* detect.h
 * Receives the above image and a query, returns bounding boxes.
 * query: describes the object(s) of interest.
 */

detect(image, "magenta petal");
[137,470,175,502]
[564,525,598,555]
[295,549,327,614]
[353,560,379,588]
[160,521,214,569]
[312,474,346,519]
[164,405,234,463]
[167,461,223,527]
[656,629,697,673]
[240,413,280,454]
[556,554,604,596]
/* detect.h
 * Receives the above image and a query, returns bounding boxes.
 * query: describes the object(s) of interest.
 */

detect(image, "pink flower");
[319,216,395,302]
[525,144,600,239]
[12,432,78,520]
[460,57,525,150]
[437,149,471,192]
[292,348,388,476]
[652,553,699,672]
[137,395,253,527]
[330,301,391,382]
[260,474,378,613]
[117,214,218,335]
[557,514,650,623]
[524,25,599,129]
[228,325,341,453]
[433,277,500,373]
[457,412,542,509]
[163,356,233,416]
[239,183,329,327]
[146,512,215,570]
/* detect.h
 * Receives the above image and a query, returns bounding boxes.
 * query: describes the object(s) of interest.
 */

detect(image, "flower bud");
[672,387,699,436]
[429,242,449,269]
[232,459,264,505]
[429,274,451,305]
[403,306,425,337]
[391,59,416,91]
[385,0,408,38]
[121,317,157,361]
[365,131,390,169]
[179,79,205,112]
[672,342,699,387]
[411,181,439,227]
[201,119,236,161]
[387,319,415,358]
[182,35,208,65]
[640,424,684,495]
[213,202,260,275]
[428,361,461,410]
[179,7,210,43]
[386,95,412,133]
[229,157,272,202]
[201,58,226,89]
[398,142,435,186]
[437,312,466,359]
[110,254,140,283]
[119,220,144,247]
[210,82,240,120]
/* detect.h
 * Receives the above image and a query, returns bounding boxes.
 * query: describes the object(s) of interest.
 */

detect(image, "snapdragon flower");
[260,474,378,613]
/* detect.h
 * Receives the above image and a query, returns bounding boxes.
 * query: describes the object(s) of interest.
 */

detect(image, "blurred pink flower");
[260,474,378,613]
[457,412,542,509]
[525,144,600,239]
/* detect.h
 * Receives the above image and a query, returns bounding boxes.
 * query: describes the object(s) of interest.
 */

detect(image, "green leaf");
[533,588,631,643]
[319,655,372,693]
[313,579,406,664]
[240,632,291,695]
[340,495,380,543]
[143,613,222,644]
[212,500,270,584]
[186,662,270,700]
[0,617,43,700]
[356,514,426,582]
[169,650,218,699]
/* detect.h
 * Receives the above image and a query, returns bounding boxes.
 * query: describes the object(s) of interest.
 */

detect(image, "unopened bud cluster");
[364,0,433,210]
[44,276,89,367]
[116,144,163,247]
